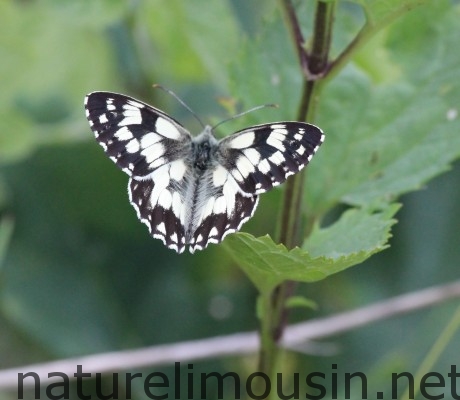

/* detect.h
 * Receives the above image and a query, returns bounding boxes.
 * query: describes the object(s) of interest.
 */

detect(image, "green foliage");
[0,1,124,164]
[136,0,239,87]
[284,295,318,311]
[224,0,460,293]
[0,0,460,397]
[0,0,249,366]
[316,5,460,209]
[303,204,399,258]
[355,0,430,24]
[224,204,398,293]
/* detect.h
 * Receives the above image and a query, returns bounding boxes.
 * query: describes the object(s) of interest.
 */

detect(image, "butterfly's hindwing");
[186,165,259,253]
[129,174,188,254]
[128,156,259,253]
[190,192,259,253]
[85,92,192,177]
[216,123,324,195]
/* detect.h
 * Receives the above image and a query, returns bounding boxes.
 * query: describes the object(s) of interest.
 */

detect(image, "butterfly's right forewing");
[216,122,324,195]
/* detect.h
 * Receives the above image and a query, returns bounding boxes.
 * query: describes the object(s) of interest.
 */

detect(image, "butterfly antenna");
[212,103,278,131]
[153,84,206,129]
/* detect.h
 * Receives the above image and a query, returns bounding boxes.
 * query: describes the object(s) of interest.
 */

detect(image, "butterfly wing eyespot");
[216,122,324,196]
[85,91,324,253]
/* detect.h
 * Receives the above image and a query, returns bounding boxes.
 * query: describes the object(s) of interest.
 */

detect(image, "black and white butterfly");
[84,91,324,254]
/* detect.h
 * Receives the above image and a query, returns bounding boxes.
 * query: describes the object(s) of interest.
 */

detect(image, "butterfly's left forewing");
[85,91,192,177]
[216,122,324,195]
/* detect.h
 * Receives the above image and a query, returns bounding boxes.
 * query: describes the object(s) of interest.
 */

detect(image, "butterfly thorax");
[190,126,218,171]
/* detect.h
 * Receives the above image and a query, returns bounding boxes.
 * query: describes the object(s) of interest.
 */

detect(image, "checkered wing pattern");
[85,91,191,177]
[129,175,259,254]
[216,122,324,195]
[85,91,324,254]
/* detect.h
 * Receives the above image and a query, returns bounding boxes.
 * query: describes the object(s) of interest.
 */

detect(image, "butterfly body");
[85,91,324,253]
[189,127,218,171]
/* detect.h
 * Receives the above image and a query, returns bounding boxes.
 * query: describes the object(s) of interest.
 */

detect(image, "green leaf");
[0,1,127,164]
[303,204,399,258]
[352,30,401,84]
[137,0,239,88]
[285,296,318,311]
[350,0,430,25]
[307,2,460,213]
[224,204,398,293]
[228,12,302,125]
[229,2,460,218]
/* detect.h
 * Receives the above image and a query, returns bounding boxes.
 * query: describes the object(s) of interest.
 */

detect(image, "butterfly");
[84,91,324,253]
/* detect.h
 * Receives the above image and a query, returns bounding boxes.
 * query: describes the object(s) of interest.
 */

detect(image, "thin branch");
[308,0,335,76]
[261,0,336,380]
[279,0,310,77]
[282,280,460,345]
[1,280,460,390]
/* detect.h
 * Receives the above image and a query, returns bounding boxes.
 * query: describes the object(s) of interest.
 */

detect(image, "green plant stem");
[257,0,335,390]
[279,0,309,76]
[309,0,335,76]
[257,0,430,390]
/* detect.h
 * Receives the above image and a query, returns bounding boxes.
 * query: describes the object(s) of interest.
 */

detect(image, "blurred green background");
[0,0,459,399]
